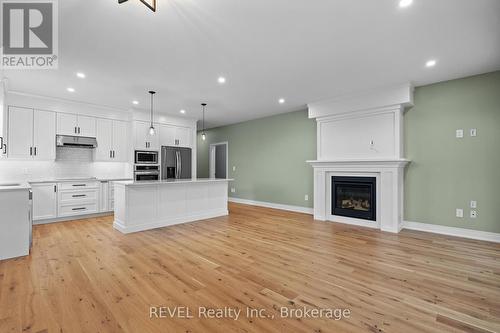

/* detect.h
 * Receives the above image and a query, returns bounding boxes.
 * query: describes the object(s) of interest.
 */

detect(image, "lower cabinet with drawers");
[57,181,100,217]
[31,180,120,222]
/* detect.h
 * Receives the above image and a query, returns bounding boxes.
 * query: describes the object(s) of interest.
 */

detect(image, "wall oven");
[134,165,160,182]
[135,150,159,164]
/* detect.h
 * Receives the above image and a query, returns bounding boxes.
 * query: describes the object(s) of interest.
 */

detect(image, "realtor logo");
[1,0,58,69]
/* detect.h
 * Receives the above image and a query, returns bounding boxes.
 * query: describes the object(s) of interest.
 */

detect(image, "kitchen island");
[113,178,232,234]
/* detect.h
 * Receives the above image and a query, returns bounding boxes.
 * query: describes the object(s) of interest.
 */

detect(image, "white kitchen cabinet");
[112,120,128,162]
[78,115,96,137]
[175,126,191,147]
[32,183,58,221]
[96,118,128,162]
[56,113,78,136]
[134,121,159,151]
[159,124,176,146]
[57,181,99,217]
[159,124,191,148]
[57,113,96,137]
[7,107,55,160]
[100,181,109,212]
[7,106,33,159]
[33,110,56,160]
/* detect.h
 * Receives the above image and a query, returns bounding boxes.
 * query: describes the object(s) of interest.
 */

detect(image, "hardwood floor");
[1,203,499,333]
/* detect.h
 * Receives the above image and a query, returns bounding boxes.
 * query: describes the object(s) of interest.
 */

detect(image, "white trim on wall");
[209,141,229,179]
[403,221,500,243]
[228,197,313,215]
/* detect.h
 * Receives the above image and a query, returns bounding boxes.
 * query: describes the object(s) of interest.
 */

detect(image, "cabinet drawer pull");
[72,207,86,211]
[72,184,86,187]
[72,194,86,198]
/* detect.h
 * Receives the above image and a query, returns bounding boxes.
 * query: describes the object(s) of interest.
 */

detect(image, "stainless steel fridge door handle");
[178,151,182,178]
[175,151,181,179]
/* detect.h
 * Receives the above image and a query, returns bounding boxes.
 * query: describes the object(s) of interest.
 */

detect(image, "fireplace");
[332,176,376,221]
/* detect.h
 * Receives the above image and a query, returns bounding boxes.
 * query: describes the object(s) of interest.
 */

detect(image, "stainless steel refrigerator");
[161,146,192,180]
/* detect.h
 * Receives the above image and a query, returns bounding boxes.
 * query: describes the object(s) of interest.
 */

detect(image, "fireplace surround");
[307,84,413,233]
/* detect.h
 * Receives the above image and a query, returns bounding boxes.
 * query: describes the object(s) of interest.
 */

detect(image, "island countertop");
[114,178,233,186]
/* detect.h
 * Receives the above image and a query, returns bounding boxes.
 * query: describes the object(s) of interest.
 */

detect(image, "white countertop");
[115,178,233,186]
[0,182,31,191]
[28,177,133,184]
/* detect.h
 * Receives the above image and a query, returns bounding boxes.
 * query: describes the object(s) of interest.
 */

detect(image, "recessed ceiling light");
[76,72,86,79]
[426,59,437,67]
[67,87,75,93]
[180,109,186,114]
[132,100,139,105]
[218,76,226,84]
[399,0,413,8]
[278,98,285,104]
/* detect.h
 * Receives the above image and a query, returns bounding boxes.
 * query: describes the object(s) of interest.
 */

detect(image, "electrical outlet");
[230,188,236,193]
[470,210,477,218]
[470,128,477,137]
[456,129,464,138]
[470,200,477,209]
[456,208,464,218]
[23,168,29,175]
[304,195,309,201]
[232,166,236,172]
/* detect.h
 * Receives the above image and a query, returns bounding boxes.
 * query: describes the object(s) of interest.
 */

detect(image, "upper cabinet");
[57,113,96,137]
[7,107,55,160]
[95,118,128,162]
[134,121,159,151]
[159,124,192,148]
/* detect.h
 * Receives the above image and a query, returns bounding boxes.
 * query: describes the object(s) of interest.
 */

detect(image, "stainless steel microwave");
[135,150,158,164]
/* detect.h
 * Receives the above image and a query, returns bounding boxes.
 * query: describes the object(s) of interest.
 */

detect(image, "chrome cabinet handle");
[72,194,86,198]
[72,207,86,211]
[72,184,86,187]
[2,143,6,155]
[34,147,37,156]
[30,147,33,156]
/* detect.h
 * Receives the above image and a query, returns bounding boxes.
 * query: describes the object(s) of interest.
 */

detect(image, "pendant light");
[148,91,156,136]
[118,0,157,12]
[201,103,207,141]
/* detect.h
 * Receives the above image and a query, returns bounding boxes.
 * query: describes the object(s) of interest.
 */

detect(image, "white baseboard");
[403,221,500,243]
[229,197,313,215]
[113,209,229,234]
[34,211,113,225]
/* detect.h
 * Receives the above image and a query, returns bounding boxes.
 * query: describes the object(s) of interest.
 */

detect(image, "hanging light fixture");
[201,103,207,141]
[118,0,157,12]
[148,91,156,136]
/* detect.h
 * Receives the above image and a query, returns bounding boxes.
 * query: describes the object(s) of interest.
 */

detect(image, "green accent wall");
[197,110,316,208]
[198,71,500,233]
[405,71,500,233]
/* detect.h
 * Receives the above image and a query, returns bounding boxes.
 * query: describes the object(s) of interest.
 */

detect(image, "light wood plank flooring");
[1,203,499,333]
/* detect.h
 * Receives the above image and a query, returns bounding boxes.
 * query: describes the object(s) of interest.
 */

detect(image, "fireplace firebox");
[332,176,376,221]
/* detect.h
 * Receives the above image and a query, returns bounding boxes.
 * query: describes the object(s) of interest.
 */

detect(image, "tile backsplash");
[0,148,132,182]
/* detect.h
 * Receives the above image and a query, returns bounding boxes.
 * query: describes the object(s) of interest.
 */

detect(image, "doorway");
[209,142,228,179]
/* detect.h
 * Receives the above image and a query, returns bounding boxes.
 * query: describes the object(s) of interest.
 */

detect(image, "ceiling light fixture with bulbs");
[201,103,207,141]
[218,77,226,84]
[118,0,156,12]
[278,98,285,104]
[148,91,156,136]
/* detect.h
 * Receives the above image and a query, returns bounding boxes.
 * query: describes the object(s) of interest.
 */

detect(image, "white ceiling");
[2,0,500,128]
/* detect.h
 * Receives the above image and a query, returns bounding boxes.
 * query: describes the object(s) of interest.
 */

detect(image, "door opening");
[209,142,228,179]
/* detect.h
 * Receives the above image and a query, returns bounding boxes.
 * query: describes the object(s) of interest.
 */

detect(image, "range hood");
[56,135,97,149]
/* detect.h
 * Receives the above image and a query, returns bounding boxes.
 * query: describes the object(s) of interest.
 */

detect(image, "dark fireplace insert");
[332,176,376,221]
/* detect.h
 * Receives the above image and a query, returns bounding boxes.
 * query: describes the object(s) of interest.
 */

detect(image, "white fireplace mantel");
[307,159,410,233]
[307,84,413,233]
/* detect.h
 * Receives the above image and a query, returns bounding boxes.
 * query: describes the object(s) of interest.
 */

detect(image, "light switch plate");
[470,128,477,137]
[230,188,236,193]
[456,129,464,138]
[232,166,236,171]
[304,195,309,201]
[456,208,464,218]
[470,210,477,218]
[470,200,477,208]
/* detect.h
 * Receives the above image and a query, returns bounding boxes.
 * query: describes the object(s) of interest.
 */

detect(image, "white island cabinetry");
[113,179,231,234]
